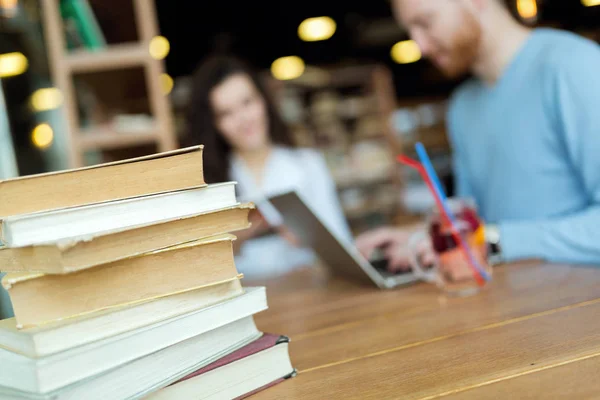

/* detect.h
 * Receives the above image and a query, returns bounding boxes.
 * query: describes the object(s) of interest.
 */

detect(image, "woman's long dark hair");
[185,55,294,184]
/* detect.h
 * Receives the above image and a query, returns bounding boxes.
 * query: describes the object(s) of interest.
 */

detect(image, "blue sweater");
[448,28,600,265]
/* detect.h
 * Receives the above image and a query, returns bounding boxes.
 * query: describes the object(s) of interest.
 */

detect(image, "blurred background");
[0,0,598,236]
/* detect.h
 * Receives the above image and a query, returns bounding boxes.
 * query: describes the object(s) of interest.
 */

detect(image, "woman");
[186,55,353,279]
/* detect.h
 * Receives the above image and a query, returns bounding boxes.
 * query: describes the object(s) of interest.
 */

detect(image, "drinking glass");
[408,198,492,296]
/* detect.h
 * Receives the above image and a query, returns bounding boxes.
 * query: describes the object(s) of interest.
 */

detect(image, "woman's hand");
[234,209,300,253]
[233,210,269,253]
[276,225,301,247]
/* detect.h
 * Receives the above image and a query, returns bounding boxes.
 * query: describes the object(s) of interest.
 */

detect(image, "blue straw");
[415,142,491,282]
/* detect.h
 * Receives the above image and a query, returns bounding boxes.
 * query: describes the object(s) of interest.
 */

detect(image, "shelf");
[267,63,403,229]
[353,133,387,142]
[65,43,151,73]
[78,126,160,150]
[269,65,377,91]
[40,0,177,167]
[336,174,393,191]
[345,203,397,220]
[403,134,450,152]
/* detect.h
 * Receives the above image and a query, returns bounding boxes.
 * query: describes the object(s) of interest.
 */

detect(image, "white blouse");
[230,146,353,279]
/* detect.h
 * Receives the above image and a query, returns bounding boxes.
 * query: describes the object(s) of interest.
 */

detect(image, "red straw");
[397,155,486,286]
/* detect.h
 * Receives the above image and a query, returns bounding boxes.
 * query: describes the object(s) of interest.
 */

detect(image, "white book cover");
[0,316,261,400]
[0,278,245,358]
[0,182,237,247]
[0,287,267,394]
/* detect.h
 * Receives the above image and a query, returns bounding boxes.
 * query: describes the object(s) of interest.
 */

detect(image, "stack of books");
[0,146,295,400]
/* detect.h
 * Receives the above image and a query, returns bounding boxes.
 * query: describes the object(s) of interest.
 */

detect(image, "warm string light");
[0,0,18,17]
[298,17,336,42]
[0,52,28,78]
[149,36,170,60]
[31,123,54,149]
[581,0,600,6]
[160,73,174,95]
[271,56,305,80]
[517,0,538,19]
[30,88,63,112]
[391,40,421,64]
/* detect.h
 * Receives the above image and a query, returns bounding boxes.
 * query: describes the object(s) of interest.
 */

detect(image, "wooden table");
[247,262,600,399]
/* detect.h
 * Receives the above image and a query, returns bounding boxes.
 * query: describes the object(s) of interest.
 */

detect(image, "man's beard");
[435,11,482,79]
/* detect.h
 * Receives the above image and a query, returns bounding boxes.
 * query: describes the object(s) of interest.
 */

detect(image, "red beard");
[435,10,482,79]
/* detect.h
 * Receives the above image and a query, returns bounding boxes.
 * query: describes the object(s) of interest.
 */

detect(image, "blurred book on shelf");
[265,64,404,234]
[60,0,106,51]
[268,66,456,231]
[391,97,453,217]
[41,0,178,168]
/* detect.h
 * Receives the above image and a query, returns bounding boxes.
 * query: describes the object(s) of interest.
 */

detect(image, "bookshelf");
[39,0,177,168]
[265,64,405,234]
[0,84,17,319]
[390,95,453,221]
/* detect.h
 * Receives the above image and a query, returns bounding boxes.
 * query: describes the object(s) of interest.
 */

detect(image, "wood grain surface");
[439,353,600,399]
[246,262,600,399]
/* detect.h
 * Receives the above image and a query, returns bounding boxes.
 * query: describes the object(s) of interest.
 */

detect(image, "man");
[357,0,600,270]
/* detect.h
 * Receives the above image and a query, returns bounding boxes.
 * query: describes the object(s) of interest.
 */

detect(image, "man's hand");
[275,225,300,247]
[356,226,435,273]
[233,210,269,254]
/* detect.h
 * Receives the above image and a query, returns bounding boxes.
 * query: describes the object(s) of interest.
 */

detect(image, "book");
[0,317,261,399]
[0,146,204,218]
[59,0,106,50]
[0,203,253,274]
[149,334,295,400]
[0,277,244,358]
[0,288,267,394]
[3,234,239,328]
[0,182,237,248]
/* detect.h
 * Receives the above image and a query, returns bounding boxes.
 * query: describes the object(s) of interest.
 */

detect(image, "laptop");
[267,191,418,289]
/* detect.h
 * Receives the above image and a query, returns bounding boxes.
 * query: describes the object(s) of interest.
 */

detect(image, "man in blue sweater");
[357,0,600,269]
